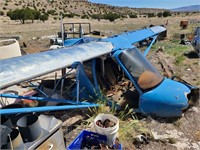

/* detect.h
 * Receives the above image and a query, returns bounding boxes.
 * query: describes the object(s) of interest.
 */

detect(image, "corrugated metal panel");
[0,42,113,89]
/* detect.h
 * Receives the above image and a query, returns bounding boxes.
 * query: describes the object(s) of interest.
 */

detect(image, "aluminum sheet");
[0,42,113,89]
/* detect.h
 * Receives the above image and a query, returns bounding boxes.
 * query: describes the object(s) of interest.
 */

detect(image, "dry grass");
[1,14,198,54]
[1,14,198,37]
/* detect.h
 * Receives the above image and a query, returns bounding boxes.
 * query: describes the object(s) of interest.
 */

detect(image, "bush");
[42,8,45,13]
[104,12,120,22]
[40,14,48,22]
[53,12,58,16]
[81,14,89,19]
[47,9,56,15]
[147,13,156,18]
[0,11,4,16]
[129,13,137,18]
[6,10,11,17]
[91,14,102,20]
[63,13,79,18]
[163,11,171,17]
[7,8,41,24]
[157,12,163,17]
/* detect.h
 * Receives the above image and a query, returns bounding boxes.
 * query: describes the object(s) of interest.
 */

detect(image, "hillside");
[0,0,166,19]
[171,5,200,12]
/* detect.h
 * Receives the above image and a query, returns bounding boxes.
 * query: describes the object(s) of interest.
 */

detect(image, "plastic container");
[94,113,119,146]
[67,130,107,150]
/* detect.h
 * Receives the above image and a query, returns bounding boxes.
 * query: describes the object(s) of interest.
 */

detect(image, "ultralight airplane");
[0,25,199,117]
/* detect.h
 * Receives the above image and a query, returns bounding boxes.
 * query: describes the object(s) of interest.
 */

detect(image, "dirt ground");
[0,15,200,149]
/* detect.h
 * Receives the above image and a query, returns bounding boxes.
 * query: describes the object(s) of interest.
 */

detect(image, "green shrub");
[175,55,185,65]
[163,11,171,17]
[40,14,48,22]
[81,14,89,19]
[129,13,137,18]
[104,12,120,22]
[0,11,4,16]
[91,13,102,20]
[147,13,156,18]
[157,12,163,17]
[7,8,41,24]
[47,9,56,15]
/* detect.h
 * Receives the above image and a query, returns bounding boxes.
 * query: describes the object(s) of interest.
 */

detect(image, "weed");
[119,119,151,146]
[152,40,190,56]
[167,137,176,144]
[118,104,135,121]
[85,101,150,147]
[175,55,185,65]
[173,119,182,127]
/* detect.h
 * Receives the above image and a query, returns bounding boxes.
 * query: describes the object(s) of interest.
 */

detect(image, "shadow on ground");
[184,51,199,59]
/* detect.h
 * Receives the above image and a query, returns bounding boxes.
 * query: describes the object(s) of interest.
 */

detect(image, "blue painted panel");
[139,78,190,117]
[64,38,84,46]
[103,26,166,50]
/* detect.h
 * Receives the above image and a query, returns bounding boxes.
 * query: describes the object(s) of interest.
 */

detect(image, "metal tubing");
[92,59,99,92]
[60,78,64,96]
[112,50,143,95]
[76,67,80,103]
[54,72,57,90]
[60,15,64,46]
[0,93,88,105]
[52,68,73,95]
[28,82,48,97]
[101,57,106,77]
[143,35,157,57]
[0,103,99,115]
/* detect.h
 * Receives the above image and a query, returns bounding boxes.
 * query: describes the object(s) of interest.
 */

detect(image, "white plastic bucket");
[94,113,119,146]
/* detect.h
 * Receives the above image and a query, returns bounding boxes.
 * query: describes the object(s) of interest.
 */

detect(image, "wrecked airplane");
[0,26,199,118]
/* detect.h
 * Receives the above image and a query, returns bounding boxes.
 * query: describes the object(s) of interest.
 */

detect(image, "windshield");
[119,48,163,90]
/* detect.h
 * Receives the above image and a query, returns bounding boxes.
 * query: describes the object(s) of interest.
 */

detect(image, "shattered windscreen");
[119,48,163,90]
